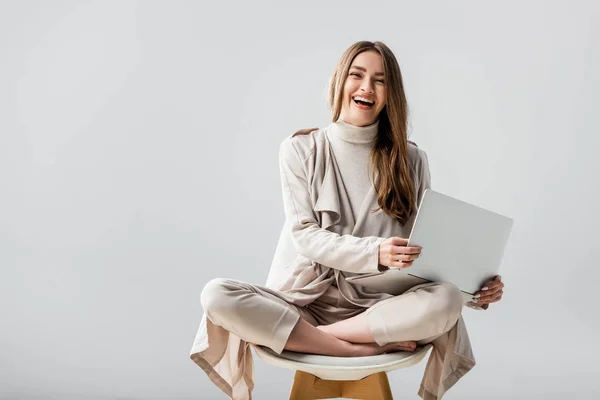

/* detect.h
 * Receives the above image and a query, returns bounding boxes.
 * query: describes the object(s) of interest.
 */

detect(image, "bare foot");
[347,340,417,357]
[316,325,417,357]
[381,341,417,354]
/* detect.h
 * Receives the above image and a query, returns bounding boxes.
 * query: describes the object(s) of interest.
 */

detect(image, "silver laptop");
[346,189,514,296]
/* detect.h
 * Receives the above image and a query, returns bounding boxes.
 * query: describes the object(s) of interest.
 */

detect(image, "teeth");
[353,96,374,104]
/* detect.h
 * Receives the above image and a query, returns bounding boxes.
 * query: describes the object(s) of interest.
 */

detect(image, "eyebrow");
[350,65,385,76]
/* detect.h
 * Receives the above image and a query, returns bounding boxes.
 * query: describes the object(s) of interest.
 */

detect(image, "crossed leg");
[200,278,422,357]
[317,282,464,347]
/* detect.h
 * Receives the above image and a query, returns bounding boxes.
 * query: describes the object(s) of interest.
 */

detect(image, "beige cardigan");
[190,126,479,399]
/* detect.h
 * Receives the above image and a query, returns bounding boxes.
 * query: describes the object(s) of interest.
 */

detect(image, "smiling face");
[338,50,387,127]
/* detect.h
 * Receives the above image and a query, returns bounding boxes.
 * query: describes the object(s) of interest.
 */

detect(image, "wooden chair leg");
[288,370,341,400]
[341,372,393,400]
[288,370,393,400]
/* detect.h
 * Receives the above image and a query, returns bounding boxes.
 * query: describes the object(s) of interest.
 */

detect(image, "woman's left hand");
[472,275,504,308]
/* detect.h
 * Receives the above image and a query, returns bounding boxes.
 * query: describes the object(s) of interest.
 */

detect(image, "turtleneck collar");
[328,119,379,144]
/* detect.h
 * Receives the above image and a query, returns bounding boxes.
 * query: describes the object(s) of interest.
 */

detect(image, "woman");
[190,40,505,399]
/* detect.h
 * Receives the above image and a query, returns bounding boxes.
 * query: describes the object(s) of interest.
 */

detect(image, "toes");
[401,341,417,349]
[395,342,416,352]
[381,341,418,354]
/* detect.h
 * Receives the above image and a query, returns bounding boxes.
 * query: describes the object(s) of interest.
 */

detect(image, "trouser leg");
[365,282,464,346]
[200,278,314,353]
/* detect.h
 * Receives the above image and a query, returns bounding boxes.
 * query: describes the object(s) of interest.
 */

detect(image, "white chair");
[252,344,433,400]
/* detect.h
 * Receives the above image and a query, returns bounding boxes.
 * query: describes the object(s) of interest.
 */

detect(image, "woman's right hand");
[378,237,422,269]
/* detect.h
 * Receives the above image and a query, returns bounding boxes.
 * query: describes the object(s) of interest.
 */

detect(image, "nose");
[360,79,375,93]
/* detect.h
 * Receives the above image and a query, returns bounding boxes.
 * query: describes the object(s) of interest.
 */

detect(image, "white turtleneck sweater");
[325,119,379,221]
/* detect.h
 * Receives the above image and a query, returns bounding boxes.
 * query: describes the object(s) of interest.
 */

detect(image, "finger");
[391,260,413,269]
[488,276,503,286]
[389,257,414,268]
[393,253,420,262]
[475,285,503,297]
[466,301,486,308]
[476,290,503,304]
[488,294,503,303]
[482,279,498,288]
[478,288,503,301]
[390,237,409,246]
[392,245,422,255]
[475,286,503,299]
[479,294,502,305]
[477,280,504,294]
[474,284,501,296]
[383,255,398,269]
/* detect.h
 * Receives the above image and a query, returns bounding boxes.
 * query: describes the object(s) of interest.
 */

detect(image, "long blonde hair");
[328,40,416,225]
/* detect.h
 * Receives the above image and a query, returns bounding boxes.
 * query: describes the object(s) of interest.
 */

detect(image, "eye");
[376,79,385,84]
[349,72,361,77]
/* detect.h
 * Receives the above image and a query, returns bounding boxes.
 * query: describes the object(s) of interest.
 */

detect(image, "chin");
[353,115,378,126]
[341,106,380,126]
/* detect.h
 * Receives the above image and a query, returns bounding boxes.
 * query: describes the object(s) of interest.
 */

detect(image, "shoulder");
[407,140,430,173]
[279,126,325,163]
[407,140,428,161]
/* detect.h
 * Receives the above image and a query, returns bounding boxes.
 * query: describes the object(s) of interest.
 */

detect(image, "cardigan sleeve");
[465,301,489,310]
[278,138,385,274]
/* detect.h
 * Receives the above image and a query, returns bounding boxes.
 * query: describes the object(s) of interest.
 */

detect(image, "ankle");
[341,340,362,357]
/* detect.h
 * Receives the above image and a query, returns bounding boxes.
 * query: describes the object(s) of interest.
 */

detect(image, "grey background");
[1,1,598,399]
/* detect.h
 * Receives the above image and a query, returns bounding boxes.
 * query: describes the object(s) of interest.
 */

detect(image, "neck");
[329,118,379,144]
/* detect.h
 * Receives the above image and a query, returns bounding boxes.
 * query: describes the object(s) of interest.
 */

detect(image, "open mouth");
[353,96,375,109]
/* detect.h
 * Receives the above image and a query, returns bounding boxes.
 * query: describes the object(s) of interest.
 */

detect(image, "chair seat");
[252,344,432,381]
